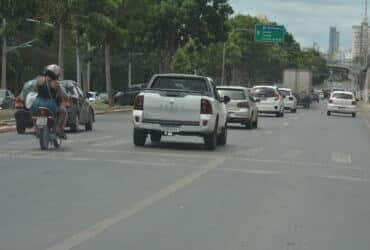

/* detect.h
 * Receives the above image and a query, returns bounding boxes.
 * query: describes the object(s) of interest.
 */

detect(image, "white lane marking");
[364,118,370,129]
[265,131,273,135]
[283,122,289,127]
[331,152,352,165]
[217,168,280,176]
[281,150,303,160]
[91,139,131,147]
[46,157,226,250]
[234,147,264,157]
[320,175,368,182]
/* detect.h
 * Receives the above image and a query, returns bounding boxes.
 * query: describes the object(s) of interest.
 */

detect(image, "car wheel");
[133,128,147,146]
[276,112,281,117]
[217,124,227,146]
[291,109,297,113]
[352,113,356,118]
[253,117,258,129]
[85,112,93,131]
[245,118,253,129]
[70,113,79,132]
[204,126,217,151]
[150,132,162,143]
[327,111,331,116]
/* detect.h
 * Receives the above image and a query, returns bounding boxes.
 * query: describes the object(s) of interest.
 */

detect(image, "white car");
[133,74,229,150]
[278,88,297,113]
[250,86,285,117]
[87,91,98,103]
[217,86,259,129]
[327,91,357,117]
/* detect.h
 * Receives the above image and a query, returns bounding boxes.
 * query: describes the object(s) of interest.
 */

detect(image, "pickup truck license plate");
[36,117,48,126]
[161,126,180,134]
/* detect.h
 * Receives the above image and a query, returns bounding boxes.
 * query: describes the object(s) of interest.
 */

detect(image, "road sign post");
[255,24,285,43]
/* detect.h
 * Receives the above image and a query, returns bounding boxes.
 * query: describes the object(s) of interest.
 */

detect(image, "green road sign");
[255,24,285,43]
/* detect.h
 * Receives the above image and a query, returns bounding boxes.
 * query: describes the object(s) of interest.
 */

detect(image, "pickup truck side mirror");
[223,96,231,104]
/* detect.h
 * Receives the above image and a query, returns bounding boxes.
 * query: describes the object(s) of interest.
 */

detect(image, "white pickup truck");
[132,74,230,150]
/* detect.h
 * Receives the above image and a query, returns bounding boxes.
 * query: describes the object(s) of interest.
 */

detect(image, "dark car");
[311,92,320,103]
[0,89,15,109]
[14,80,94,134]
[61,81,95,132]
[114,87,142,106]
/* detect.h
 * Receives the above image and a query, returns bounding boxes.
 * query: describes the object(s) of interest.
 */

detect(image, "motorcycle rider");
[31,64,68,139]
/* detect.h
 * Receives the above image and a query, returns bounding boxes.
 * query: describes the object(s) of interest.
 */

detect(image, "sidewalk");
[359,102,370,130]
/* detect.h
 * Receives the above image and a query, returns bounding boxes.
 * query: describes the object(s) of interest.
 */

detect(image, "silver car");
[278,88,297,113]
[217,86,259,129]
[327,91,357,117]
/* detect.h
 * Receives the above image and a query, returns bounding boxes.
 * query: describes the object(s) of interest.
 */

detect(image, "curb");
[0,125,16,133]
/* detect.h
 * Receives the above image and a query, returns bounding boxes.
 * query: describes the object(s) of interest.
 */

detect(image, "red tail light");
[352,100,357,105]
[133,95,144,110]
[37,108,53,117]
[201,99,213,114]
[329,99,333,103]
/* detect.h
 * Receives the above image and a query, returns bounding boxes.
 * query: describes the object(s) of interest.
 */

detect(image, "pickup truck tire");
[150,132,162,143]
[245,119,253,129]
[352,113,356,118]
[204,127,217,151]
[291,109,297,113]
[133,128,147,146]
[217,124,227,146]
[327,111,331,116]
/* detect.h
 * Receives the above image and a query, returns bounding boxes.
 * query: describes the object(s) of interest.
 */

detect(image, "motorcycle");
[34,107,62,150]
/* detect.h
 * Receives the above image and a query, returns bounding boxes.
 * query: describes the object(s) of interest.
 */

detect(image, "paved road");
[1,102,370,250]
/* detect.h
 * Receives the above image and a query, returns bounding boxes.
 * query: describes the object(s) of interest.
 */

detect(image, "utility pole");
[221,42,226,86]
[87,42,92,92]
[1,18,7,89]
[128,52,132,89]
[75,31,81,86]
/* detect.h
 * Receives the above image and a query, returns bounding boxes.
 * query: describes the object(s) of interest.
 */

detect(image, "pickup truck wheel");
[217,124,227,146]
[133,128,147,146]
[150,132,162,143]
[352,113,356,118]
[291,109,297,113]
[327,111,331,116]
[204,128,217,151]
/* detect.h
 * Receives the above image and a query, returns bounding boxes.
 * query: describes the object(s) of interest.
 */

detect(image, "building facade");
[352,21,369,63]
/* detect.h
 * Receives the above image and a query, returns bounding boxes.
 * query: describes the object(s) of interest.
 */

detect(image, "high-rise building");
[329,27,340,61]
[352,21,369,63]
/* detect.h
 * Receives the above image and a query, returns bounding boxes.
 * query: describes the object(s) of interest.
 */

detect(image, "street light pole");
[1,18,7,89]
[221,42,226,86]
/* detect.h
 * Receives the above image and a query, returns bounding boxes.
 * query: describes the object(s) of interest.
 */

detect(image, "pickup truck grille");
[142,119,200,126]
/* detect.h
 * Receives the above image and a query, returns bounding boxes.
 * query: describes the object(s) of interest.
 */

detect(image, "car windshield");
[333,93,353,99]
[279,90,291,97]
[151,77,208,93]
[251,87,275,98]
[217,89,246,100]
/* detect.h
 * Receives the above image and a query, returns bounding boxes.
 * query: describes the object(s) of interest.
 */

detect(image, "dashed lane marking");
[331,152,352,165]
[46,157,226,250]
[320,175,368,182]
[281,149,303,160]
[217,168,280,176]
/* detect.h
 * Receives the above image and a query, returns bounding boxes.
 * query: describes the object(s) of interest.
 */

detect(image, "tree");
[0,0,37,89]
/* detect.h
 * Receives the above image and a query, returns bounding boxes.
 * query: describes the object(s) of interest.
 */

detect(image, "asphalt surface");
[1,101,370,250]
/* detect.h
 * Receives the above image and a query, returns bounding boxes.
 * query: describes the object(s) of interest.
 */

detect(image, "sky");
[229,0,366,52]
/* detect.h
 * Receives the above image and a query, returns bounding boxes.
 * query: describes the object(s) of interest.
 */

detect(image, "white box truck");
[283,69,312,108]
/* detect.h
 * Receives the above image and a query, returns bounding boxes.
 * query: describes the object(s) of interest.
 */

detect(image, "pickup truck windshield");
[218,89,245,100]
[151,77,208,93]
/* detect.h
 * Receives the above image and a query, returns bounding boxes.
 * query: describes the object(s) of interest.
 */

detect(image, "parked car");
[60,81,95,132]
[87,91,98,103]
[133,74,229,150]
[278,88,297,113]
[217,86,258,129]
[98,92,109,104]
[14,79,94,134]
[0,89,15,109]
[250,85,285,117]
[114,87,142,106]
[327,91,357,117]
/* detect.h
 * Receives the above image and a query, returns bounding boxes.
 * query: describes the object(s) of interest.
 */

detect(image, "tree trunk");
[1,18,7,89]
[86,42,92,92]
[75,31,81,86]
[58,23,64,80]
[105,42,113,106]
